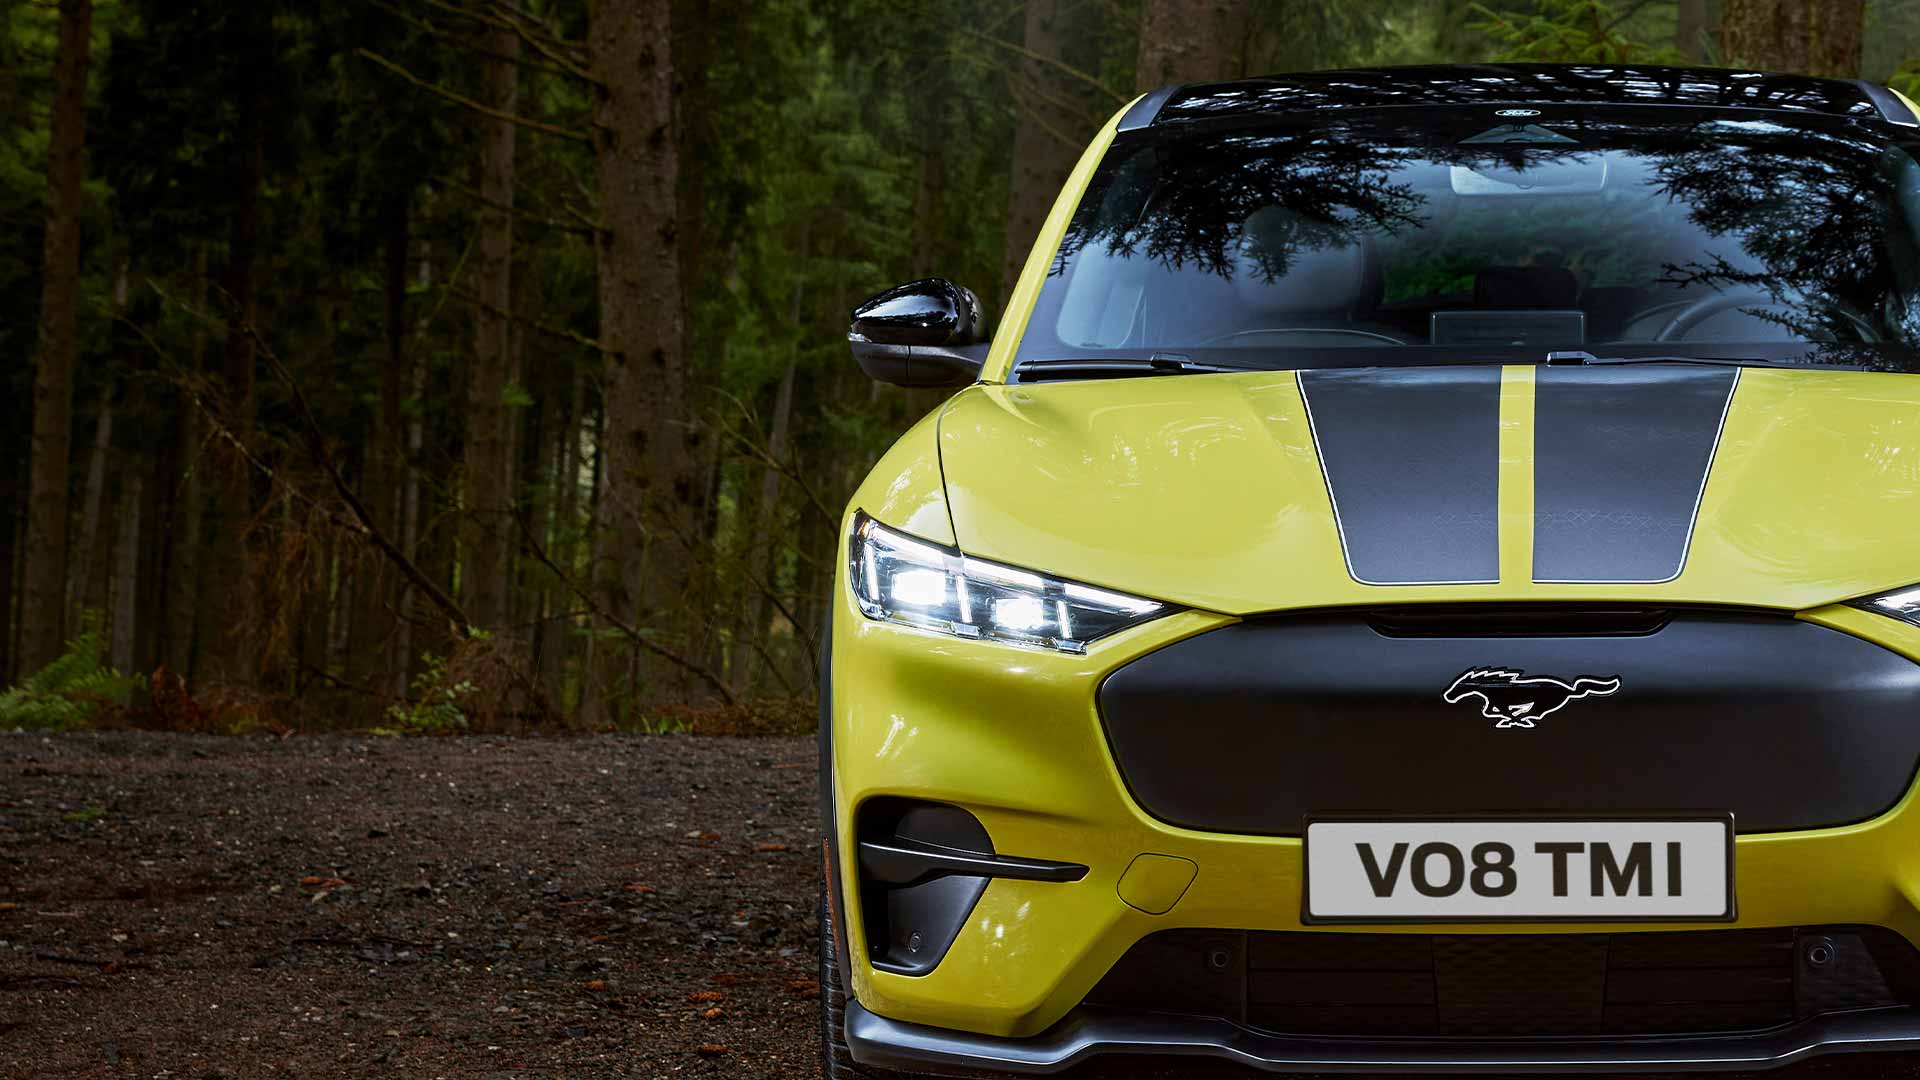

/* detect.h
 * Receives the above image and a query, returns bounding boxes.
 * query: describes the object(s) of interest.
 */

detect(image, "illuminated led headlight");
[1857,584,1920,628]
[848,511,1170,653]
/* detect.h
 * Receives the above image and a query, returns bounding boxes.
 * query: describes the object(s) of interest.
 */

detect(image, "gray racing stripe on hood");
[1298,367,1501,586]
[1533,365,1739,584]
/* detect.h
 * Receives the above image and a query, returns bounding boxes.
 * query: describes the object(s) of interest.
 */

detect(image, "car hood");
[936,365,1920,615]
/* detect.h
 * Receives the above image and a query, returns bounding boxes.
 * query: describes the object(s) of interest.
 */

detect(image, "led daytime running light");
[847,511,1170,652]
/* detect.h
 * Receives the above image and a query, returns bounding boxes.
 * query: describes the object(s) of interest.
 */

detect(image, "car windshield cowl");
[1009,343,1912,382]
[1016,107,1920,378]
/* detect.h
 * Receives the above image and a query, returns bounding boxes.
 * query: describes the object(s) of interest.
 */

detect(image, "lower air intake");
[1085,926,1920,1038]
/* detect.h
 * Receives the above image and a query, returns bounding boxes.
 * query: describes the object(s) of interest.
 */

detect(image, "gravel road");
[5,732,1918,1080]
[1,732,822,1079]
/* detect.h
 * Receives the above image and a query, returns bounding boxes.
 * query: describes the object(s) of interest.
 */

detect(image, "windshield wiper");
[1543,350,1791,369]
[1014,354,1250,382]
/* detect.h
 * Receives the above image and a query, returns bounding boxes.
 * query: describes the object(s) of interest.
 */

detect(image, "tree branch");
[514,511,738,706]
[242,322,476,639]
[712,402,837,530]
[429,172,600,236]
[356,48,592,142]
[734,552,819,677]
[448,284,609,354]
[360,0,588,81]
[956,25,1127,105]
[482,0,597,83]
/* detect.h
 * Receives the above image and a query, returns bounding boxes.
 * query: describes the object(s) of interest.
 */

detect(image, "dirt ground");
[1,732,823,1079]
[6,732,1920,1080]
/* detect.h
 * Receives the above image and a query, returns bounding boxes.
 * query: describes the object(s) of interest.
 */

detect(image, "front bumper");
[828,585,1920,1062]
[846,998,1920,1075]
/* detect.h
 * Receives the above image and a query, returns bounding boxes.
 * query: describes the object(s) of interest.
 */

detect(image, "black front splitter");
[846,999,1920,1075]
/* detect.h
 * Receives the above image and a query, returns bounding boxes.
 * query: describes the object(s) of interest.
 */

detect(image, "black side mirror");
[848,279,989,388]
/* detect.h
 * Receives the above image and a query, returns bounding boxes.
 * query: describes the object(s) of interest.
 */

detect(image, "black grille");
[1085,927,1920,1039]
[1097,609,1920,835]
[1364,603,1673,638]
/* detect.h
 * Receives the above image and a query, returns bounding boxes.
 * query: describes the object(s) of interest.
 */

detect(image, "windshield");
[1016,109,1920,374]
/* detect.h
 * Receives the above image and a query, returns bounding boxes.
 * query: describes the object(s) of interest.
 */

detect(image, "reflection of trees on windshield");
[1651,124,1899,341]
[1052,114,1920,364]
[1158,66,1885,126]
[1053,127,1431,282]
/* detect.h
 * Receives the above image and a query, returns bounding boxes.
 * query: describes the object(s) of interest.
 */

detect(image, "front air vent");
[1365,604,1674,638]
[1086,926,1920,1039]
[854,798,1087,977]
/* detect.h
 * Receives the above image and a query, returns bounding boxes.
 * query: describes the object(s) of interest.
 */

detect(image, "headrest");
[1232,207,1371,315]
[1474,266,1580,309]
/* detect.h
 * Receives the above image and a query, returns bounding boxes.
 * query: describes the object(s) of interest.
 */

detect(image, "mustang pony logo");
[1442,669,1622,728]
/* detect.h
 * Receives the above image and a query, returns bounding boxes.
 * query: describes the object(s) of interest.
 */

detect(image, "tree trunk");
[1135,0,1250,90]
[587,0,696,718]
[540,371,585,702]
[578,395,607,720]
[394,237,433,696]
[0,455,19,683]
[20,0,93,673]
[169,246,211,679]
[0,468,14,680]
[68,387,114,623]
[109,474,142,681]
[1676,0,1718,61]
[202,74,268,682]
[731,359,796,697]
[674,0,711,359]
[133,463,165,677]
[347,194,411,690]
[461,28,520,634]
[1721,0,1863,77]
[1001,0,1102,299]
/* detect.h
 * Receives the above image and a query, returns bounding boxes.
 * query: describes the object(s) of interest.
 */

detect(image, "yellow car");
[821,64,1920,1076]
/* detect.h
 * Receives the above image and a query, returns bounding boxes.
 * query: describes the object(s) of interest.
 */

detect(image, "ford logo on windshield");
[1495,108,1542,117]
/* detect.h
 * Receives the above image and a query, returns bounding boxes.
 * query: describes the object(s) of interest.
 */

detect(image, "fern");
[0,615,140,730]
[384,653,476,734]
[1472,1,1686,64]
[1892,61,1920,103]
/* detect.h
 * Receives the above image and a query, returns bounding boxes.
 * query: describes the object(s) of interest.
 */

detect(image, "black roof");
[1119,64,1918,131]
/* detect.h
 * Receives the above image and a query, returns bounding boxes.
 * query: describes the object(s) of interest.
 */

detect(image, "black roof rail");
[1855,80,1919,126]
[1116,85,1180,132]
[1135,66,1904,127]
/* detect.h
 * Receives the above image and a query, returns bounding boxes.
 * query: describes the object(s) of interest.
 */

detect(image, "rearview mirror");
[848,279,989,388]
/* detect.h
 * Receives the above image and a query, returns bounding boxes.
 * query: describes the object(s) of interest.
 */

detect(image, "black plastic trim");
[1858,80,1920,126]
[1116,84,1180,131]
[855,798,1080,978]
[1097,608,1920,836]
[1150,66,1889,128]
[857,838,1088,888]
[849,340,987,388]
[846,999,1920,1075]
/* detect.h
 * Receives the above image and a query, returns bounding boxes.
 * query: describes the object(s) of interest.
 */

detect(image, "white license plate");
[1304,816,1733,923]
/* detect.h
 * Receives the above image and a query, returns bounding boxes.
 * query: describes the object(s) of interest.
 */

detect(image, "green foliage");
[1473,0,1686,64]
[383,653,477,734]
[1892,60,1920,101]
[0,616,139,730]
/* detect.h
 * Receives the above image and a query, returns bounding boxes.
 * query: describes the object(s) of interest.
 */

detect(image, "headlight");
[848,511,1171,653]
[1856,584,1920,628]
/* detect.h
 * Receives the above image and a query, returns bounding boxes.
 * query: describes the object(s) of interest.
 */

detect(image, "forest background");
[0,0,1911,734]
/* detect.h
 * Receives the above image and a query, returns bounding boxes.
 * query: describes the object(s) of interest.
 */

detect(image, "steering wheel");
[1196,327,1411,346]
[1655,289,1879,343]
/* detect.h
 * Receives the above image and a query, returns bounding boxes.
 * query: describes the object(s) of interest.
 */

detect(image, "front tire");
[821,890,917,1079]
